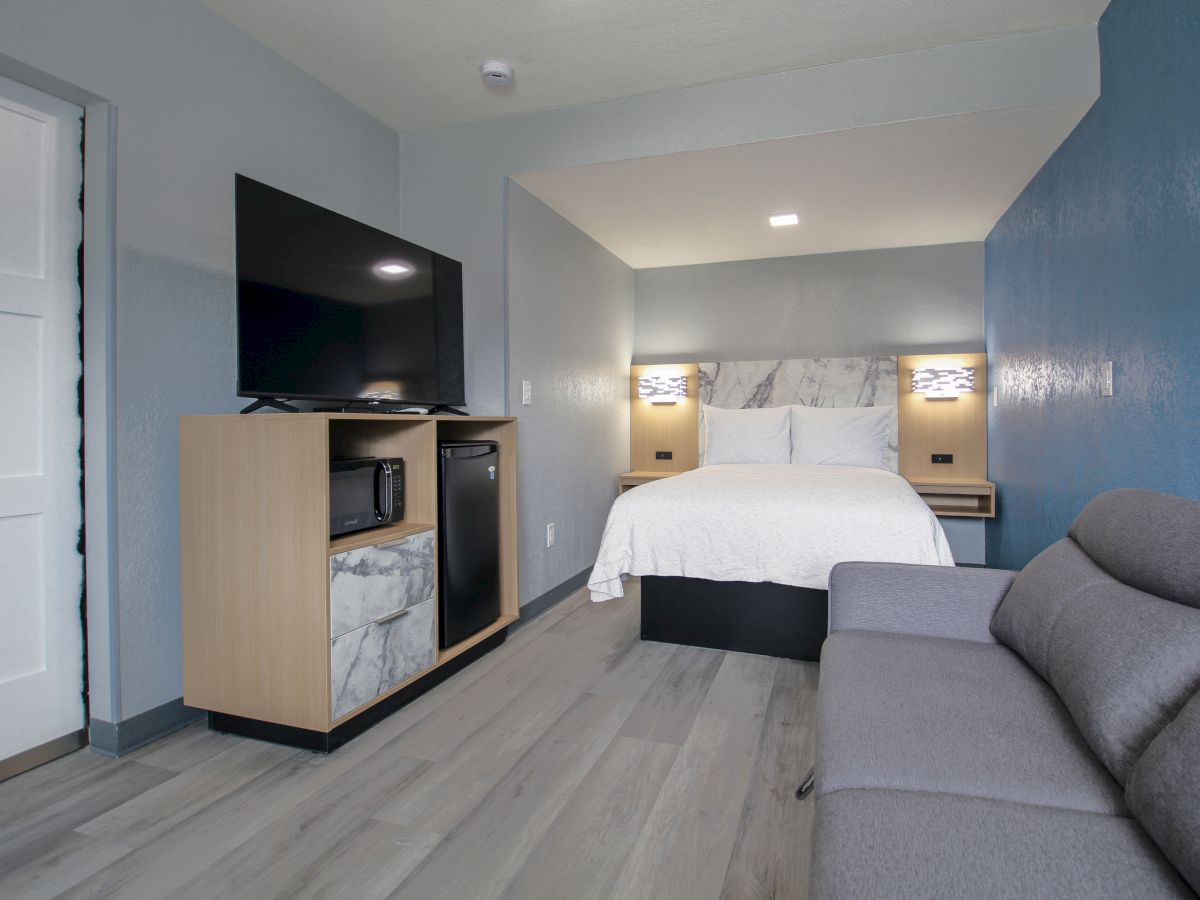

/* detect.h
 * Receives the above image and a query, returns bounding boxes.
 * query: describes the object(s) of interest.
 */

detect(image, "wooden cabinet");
[180,413,518,751]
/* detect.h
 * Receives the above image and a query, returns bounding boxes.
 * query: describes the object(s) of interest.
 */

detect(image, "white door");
[0,75,85,764]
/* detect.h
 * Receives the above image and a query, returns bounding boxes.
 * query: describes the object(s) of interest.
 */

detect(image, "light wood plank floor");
[0,580,818,900]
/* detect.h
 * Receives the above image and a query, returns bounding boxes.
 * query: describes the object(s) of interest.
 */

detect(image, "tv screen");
[235,175,465,406]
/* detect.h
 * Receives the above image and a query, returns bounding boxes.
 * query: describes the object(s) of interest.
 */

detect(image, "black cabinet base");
[640,576,827,661]
[208,630,506,753]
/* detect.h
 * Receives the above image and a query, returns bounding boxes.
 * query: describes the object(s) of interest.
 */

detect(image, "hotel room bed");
[589,463,953,600]
[587,463,955,660]
[590,355,960,661]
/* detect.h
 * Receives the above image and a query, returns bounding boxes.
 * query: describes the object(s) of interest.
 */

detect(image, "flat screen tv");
[235,175,465,409]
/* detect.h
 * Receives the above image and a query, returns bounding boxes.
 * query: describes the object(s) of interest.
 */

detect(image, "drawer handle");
[373,607,411,625]
[375,537,412,550]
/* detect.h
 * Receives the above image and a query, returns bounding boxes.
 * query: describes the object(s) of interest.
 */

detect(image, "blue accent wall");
[985,0,1200,569]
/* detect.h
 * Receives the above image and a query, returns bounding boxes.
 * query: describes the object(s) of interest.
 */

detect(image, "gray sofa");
[810,488,1200,899]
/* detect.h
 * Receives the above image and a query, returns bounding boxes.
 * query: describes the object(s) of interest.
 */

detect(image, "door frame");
[0,54,120,765]
[81,101,121,730]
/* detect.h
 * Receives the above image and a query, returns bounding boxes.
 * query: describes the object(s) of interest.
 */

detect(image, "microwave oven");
[329,457,405,537]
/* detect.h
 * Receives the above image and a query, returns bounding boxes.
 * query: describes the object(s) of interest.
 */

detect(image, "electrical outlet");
[521,380,532,406]
[546,523,555,548]
[1101,361,1114,398]
[655,450,673,460]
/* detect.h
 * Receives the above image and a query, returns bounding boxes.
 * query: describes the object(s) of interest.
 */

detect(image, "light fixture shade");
[638,374,688,404]
[912,367,976,399]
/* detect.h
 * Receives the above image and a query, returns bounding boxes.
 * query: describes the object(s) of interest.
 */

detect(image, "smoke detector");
[480,59,514,87]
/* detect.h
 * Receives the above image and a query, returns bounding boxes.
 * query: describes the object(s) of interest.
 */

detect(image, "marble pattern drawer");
[330,594,436,721]
[329,530,435,639]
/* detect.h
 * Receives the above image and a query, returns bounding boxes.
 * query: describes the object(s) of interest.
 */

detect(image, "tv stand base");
[207,629,506,752]
[428,404,469,416]
[240,398,300,414]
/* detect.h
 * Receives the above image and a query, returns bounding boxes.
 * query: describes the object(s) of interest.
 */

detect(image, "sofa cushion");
[992,538,1200,784]
[1127,690,1200,895]
[990,538,1107,674]
[810,789,1192,900]
[815,630,1126,815]
[1069,488,1200,609]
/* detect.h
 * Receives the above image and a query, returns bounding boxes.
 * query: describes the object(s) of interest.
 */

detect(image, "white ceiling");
[199,0,1110,132]
[512,103,1093,269]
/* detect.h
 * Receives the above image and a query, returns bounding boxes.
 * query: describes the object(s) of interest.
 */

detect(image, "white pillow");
[703,405,791,466]
[789,405,892,469]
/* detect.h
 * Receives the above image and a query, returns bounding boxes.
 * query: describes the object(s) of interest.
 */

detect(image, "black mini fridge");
[438,441,501,648]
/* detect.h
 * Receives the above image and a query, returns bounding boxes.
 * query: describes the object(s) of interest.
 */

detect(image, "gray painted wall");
[634,243,987,564]
[940,518,986,567]
[633,243,984,363]
[0,0,401,724]
[506,183,634,604]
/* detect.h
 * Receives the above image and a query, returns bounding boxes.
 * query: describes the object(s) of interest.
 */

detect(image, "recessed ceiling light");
[373,261,414,278]
[769,213,800,227]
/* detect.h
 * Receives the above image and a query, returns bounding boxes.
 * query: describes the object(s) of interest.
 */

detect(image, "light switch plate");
[521,380,532,406]
[1101,361,1114,398]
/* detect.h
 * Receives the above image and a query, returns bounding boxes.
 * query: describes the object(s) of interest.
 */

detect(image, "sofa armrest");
[828,562,1017,643]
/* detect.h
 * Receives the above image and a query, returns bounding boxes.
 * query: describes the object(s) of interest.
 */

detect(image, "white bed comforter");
[588,464,955,601]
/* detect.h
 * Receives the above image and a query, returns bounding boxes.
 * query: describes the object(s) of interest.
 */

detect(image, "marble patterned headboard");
[698,357,900,472]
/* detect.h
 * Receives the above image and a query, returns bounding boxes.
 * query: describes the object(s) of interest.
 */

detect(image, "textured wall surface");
[985,0,1200,569]
[0,0,400,721]
[635,244,984,363]
[506,183,634,604]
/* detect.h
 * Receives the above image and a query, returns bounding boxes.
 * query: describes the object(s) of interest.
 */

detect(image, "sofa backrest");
[1068,488,1200,609]
[991,489,1200,786]
[1127,689,1200,894]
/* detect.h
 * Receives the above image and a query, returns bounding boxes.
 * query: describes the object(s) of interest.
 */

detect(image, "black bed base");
[640,576,827,661]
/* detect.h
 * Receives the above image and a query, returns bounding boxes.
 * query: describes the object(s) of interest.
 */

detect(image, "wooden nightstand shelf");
[619,471,679,494]
[907,477,996,518]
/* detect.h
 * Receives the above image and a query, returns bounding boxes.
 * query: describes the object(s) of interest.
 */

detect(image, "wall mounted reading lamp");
[912,367,976,399]
[638,374,689,405]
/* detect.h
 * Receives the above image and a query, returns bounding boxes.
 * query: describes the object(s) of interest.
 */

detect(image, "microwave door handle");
[376,462,392,523]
